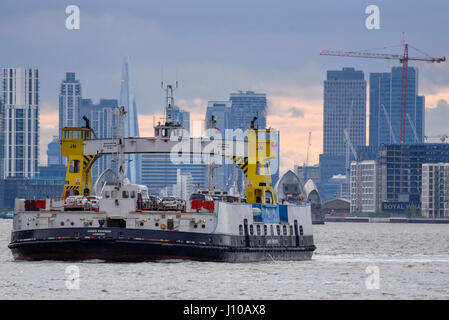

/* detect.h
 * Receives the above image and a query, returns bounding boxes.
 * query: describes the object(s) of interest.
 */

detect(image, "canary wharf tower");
[120,57,140,183]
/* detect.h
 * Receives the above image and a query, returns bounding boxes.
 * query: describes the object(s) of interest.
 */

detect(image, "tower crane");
[406,113,419,143]
[381,104,397,144]
[424,135,448,143]
[320,42,446,143]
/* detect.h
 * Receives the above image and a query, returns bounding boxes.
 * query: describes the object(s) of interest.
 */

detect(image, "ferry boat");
[8,87,315,262]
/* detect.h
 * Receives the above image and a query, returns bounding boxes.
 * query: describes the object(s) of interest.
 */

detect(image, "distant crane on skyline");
[320,41,446,143]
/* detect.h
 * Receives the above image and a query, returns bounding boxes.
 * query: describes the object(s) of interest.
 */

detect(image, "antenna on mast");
[161,66,164,89]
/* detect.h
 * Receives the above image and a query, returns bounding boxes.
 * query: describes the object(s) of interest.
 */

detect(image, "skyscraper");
[141,153,207,196]
[0,98,5,204]
[369,66,424,147]
[319,67,366,200]
[206,101,232,133]
[0,97,4,179]
[1,68,39,178]
[323,67,366,154]
[230,90,267,130]
[59,72,81,132]
[228,91,279,186]
[167,105,190,133]
[205,100,233,190]
[47,136,61,166]
[119,56,140,183]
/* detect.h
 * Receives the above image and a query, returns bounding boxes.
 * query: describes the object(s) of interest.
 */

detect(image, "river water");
[1,220,448,299]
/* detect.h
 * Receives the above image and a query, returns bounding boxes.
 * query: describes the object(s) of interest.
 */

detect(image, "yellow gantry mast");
[60,127,97,200]
[244,128,277,204]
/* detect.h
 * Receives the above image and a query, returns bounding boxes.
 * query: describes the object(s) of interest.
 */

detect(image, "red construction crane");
[320,43,446,143]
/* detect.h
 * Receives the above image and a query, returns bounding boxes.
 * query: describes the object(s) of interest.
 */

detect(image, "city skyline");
[2,0,449,302]
[4,63,446,174]
[1,1,449,175]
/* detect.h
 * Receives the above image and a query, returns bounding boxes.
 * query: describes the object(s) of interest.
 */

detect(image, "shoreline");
[324,216,449,224]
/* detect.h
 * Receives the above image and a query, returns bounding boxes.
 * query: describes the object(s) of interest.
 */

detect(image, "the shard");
[119,56,140,183]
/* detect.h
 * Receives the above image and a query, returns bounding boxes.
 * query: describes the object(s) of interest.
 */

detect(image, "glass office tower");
[369,66,424,147]
[1,68,40,178]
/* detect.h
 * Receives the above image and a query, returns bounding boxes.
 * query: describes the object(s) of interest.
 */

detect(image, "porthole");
[155,222,159,227]
[201,224,206,229]
[60,221,64,226]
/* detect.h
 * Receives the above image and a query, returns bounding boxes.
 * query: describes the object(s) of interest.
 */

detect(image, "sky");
[1,0,449,174]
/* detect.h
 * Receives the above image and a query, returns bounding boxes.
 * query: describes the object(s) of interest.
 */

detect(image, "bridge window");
[249,225,254,235]
[239,224,243,235]
[282,225,287,236]
[256,225,261,235]
[73,131,82,139]
[265,191,273,204]
[69,160,80,173]
[270,225,274,236]
[289,225,294,236]
[62,130,72,139]
[104,191,110,198]
[122,191,129,198]
[264,225,268,235]
[130,191,136,198]
[276,225,280,235]
[299,225,304,236]
[111,190,117,199]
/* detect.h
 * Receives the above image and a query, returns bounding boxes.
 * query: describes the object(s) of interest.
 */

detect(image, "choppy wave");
[2,220,449,299]
[313,254,449,263]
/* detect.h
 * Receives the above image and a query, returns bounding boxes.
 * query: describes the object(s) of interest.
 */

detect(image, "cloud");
[288,107,304,118]
[39,109,59,165]
[425,99,449,137]
[3,2,449,174]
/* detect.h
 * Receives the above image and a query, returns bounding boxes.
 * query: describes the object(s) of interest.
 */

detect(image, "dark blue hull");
[9,227,315,262]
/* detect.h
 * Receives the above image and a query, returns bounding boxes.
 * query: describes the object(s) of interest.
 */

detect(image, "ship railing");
[189,199,215,213]
[136,198,156,211]
[136,198,187,213]
[20,198,65,212]
[62,195,100,212]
